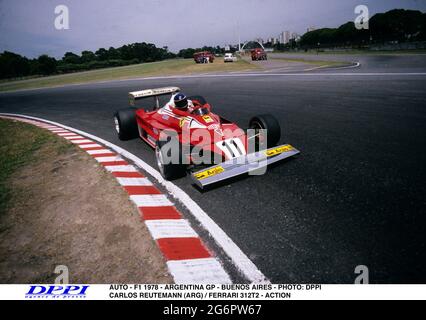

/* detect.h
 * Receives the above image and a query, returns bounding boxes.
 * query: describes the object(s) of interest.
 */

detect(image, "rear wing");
[129,87,180,106]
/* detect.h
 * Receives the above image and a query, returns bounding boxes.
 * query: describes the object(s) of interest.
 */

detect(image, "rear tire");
[114,108,139,141]
[155,137,187,180]
[249,114,281,148]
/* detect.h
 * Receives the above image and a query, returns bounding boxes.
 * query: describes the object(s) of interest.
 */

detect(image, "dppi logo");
[25,285,89,299]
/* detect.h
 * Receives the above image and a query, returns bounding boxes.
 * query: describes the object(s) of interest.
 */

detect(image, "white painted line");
[304,62,361,72]
[167,258,232,284]
[70,139,93,144]
[106,70,426,80]
[86,149,113,155]
[263,66,299,73]
[130,195,174,207]
[3,66,426,96]
[0,114,269,284]
[304,65,331,71]
[78,143,102,149]
[94,156,124,163]
[116,177,152,186]
[104,165,137,172]
[145,219,198,239]
[242,71,426,76]
[330,61,361,70]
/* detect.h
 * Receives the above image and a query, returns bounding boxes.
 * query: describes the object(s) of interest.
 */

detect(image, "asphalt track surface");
[1,54,426,283]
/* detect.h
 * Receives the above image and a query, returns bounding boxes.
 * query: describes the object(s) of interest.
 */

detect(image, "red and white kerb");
[0,116,231,284]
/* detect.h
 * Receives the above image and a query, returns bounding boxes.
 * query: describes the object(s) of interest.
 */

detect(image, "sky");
[0,0,425,58]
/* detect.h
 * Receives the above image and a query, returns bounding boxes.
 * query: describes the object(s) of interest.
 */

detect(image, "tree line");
[177,46,225,59]
[0,42,176,80]
[300,9,426,48]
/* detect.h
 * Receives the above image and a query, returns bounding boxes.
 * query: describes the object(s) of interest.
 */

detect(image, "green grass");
[0,119,71,216]
[0,58,258,92]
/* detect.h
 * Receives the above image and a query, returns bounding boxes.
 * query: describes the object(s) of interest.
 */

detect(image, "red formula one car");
[193,51,215,64]
[114,87,299,189]
[251,48,267,61]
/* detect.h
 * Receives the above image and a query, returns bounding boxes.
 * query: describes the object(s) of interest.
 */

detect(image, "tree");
[95,48,109,61]
[0,51,31,79]
[370,9,425,42]
[178,48,197,59]
[420,13,426,40]
[215,46,223,54]
[1,41,176,79]
[300,8,426,49]
[37,55,57,75]
[108,47,121,60]
[62,52,80,64]
[80,50,96,63]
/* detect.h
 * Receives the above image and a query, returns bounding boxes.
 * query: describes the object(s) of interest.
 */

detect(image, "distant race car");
[114,87,299,189]
[193,51,215,64]
[251,48,267,61]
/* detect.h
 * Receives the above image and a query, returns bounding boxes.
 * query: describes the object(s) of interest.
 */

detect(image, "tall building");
[282,31,291,44]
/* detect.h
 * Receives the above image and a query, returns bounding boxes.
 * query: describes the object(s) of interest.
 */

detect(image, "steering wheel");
[191,106,204,116]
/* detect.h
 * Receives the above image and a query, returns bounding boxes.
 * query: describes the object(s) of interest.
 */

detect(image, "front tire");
[249,114,281,148]
[155,137,187,180]
[114,108,139,141]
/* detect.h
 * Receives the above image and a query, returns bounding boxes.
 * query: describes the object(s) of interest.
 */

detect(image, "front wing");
[190,144,300,189]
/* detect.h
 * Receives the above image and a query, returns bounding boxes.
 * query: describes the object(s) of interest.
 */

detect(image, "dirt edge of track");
[0,118,172,283]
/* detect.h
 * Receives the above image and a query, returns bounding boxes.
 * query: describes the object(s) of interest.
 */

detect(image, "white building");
[281,31,291,44]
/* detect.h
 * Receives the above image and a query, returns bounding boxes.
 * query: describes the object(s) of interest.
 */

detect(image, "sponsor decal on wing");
[265,145,294,157]
[194,166,225,180]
